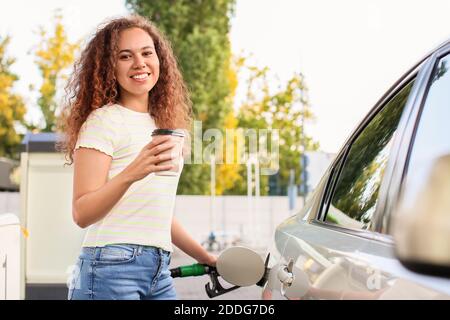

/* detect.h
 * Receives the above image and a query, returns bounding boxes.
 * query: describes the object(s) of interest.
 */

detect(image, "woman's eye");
[143,51,153,57]
[119,55,131,60]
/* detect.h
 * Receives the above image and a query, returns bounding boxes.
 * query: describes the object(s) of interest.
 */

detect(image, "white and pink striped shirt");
[74,104,182,251]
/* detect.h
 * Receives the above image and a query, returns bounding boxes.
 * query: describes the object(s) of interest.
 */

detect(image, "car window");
[399,53,450,215]
[325,80,415,230]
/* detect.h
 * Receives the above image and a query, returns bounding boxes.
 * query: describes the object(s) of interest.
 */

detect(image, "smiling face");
[115,27,160,105]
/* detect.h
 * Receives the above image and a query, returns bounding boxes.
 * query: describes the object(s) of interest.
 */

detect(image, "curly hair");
[57,15,192,165]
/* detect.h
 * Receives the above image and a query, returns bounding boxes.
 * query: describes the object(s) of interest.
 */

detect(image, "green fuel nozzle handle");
[170,263,215,278]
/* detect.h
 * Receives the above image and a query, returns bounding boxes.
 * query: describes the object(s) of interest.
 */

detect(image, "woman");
[59,15,216,300]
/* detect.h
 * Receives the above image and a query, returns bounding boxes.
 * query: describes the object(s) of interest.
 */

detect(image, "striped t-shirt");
[74,103,182,252]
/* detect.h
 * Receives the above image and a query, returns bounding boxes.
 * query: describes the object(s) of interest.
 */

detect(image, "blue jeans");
[68,244,177,300]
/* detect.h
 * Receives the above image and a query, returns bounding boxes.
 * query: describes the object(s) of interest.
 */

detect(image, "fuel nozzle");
[169,247,269,298]
[170,263,216,278]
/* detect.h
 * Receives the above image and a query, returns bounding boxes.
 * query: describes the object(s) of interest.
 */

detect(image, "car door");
[389,49,450,280]
[264,44,450,299]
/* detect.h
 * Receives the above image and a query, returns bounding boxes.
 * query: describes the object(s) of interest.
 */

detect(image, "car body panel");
[263,40,450,300]
[268,214,450,299]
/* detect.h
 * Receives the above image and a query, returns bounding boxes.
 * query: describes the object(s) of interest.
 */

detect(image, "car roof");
[360,37,450,124]
[330,37,450,176]
[422,37,450,59]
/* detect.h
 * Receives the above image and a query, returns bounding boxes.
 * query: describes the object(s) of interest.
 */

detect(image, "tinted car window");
[325,80,415,230]
[400,53,450,212]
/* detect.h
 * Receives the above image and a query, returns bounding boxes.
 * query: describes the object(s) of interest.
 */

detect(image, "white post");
[247,155,253,245]
[210,153,216,237]
[221,192,226,247]
[254,154,261,247]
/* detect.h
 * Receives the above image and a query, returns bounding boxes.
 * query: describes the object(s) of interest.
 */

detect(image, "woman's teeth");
[131,73,148,79]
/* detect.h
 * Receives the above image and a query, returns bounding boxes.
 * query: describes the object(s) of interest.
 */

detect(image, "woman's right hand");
[121,135,176,183]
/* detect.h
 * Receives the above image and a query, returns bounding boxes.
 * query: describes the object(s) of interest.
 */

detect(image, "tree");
[33,10,79,132]
[126,0,236,194]
[230,62,319,195]
[215,110,244,195]
[0,35,26,159]
[213,54,243,195]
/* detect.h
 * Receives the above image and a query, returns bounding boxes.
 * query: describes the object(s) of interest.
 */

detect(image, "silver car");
[263,38,450,300]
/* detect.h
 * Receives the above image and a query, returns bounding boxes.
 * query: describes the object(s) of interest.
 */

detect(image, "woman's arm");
[171,217,216,266]
[72,148,131,228]
[72,136,175,228]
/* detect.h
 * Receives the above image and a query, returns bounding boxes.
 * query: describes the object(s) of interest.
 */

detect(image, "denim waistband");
[80,244,171,260]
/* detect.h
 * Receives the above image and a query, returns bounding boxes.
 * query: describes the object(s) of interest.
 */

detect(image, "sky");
[1,0,450,153]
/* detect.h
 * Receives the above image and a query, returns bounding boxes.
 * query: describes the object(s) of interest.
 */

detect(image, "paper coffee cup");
[151,129,185,176]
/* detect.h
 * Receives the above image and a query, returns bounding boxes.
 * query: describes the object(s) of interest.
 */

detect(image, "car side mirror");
[392,154,450,278]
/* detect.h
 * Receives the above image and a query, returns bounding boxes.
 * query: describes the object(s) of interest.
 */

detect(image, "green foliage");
[126,1,317,196]
[0,35,26,160]
[228,62,319,195]
[33,10,79,132]
[215,110,244,195]
[127,0,236,194]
